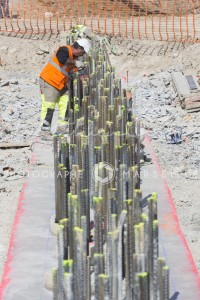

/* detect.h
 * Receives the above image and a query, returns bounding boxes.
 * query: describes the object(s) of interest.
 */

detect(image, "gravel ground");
[0,33,200,281]
[109,37,200,273]
[133,72,200,272]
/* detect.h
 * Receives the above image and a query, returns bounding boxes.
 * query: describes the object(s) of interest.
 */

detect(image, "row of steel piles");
[52,38,170,299]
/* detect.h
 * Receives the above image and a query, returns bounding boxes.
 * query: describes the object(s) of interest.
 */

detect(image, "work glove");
[75,60,85,71]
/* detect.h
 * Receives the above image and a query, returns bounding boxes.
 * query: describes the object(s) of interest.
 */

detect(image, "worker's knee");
[41,94,56,109]
[39,78,60,104]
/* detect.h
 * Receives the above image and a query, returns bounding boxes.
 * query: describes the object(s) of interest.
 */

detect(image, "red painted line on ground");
[145,135,200,285]
[0,182,27,300]
[31,152,36,164]
[0,151,36,300]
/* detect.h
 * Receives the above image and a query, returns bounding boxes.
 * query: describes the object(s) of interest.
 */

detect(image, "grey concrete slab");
[142,137,200,300]
[2,141,56,300]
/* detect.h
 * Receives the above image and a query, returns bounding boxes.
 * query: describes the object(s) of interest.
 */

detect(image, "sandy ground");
[0,32,200,282]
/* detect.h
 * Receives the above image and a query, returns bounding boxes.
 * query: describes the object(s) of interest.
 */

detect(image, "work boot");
[40,126,52,141]
[143,155,152,163]
[56,123,69,135]
[41,125,51,131]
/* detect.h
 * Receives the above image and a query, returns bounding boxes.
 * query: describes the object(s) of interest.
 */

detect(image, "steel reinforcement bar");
[51,33,170,299]
[0,0,200,42]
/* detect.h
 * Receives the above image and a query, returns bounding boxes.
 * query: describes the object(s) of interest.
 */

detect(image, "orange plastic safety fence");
[0,0,200,43]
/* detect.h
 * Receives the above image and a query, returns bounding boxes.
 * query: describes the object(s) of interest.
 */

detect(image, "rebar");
[158,257,165,299]
[68,194,78,259]
[162,266,170,300]
[94,197,104,253]
[73,227,84,300]
[98,274,110,300]
[94,253,105,299]
[86,256,91,300]
[52,268,58,300]
[148,195,158,299]
[59,219,69,260]
[64,273,73,300]
[136,119,141,188]
[57,224,65,300]
[136,272,149,300]
[56,163,64,223]
[52,35,170,300]
[125,199,134,299]
[53,135,59,223]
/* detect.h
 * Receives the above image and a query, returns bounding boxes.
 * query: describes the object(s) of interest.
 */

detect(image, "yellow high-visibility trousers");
[39,78,69,127]
[57,94,69,125]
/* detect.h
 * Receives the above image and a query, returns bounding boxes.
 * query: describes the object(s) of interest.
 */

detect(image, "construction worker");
[39,38,91,136]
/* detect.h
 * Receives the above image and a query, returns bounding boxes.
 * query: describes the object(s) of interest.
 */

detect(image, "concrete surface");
[1,141,56,300]
[142,136,200,300]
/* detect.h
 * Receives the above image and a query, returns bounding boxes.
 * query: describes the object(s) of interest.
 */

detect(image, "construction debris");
[172,72,200,112]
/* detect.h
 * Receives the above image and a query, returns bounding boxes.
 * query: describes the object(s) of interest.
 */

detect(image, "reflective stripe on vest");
[49,59,70,76]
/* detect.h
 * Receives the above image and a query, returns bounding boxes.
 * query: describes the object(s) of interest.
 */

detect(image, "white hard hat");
[77,38,91,54]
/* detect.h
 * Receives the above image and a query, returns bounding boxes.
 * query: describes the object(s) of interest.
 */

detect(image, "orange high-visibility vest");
[40,45,75,90]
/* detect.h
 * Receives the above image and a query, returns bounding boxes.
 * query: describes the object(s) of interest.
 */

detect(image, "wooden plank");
[0,142,30,149]
[185,96,200,102]
[185,99,200,104]
[183,96,200,110]
[185,101,200,107]
[185,107,200,113]
[185,103,200,110]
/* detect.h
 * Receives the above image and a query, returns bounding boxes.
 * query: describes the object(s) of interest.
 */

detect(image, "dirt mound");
[37,0,199,17]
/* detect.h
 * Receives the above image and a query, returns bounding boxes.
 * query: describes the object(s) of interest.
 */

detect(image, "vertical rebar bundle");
[52,36,170,300]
